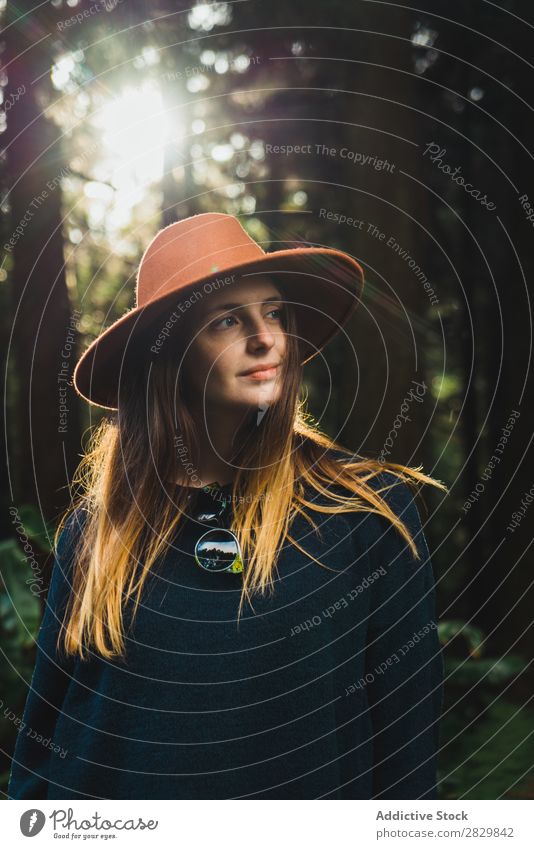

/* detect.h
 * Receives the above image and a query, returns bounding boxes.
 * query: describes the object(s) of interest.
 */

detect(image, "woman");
[9,212,446,800]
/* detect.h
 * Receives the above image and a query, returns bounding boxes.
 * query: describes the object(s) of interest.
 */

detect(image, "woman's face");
[181,275,287,411]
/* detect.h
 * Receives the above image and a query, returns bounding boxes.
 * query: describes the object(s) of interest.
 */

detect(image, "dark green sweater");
[8,465,444,799]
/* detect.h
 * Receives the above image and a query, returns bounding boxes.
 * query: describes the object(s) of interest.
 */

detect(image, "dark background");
[1,0,533,798]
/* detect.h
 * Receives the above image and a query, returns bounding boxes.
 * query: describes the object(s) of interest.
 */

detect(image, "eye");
[211,315,237,329]
[210,307,285,330]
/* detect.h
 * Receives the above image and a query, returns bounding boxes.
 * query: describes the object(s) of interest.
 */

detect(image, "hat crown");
[136,213,264,307]
[73,211,364,409]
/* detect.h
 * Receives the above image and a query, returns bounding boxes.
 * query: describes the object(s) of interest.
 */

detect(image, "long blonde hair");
[58,295,447,660]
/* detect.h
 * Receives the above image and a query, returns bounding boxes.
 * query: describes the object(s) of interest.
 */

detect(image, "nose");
[246,315,278,351]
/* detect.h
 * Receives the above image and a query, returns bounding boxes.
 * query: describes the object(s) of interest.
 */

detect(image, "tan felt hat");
[73,212,365,409]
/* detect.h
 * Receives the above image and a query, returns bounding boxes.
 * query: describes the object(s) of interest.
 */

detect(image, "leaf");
[0,540,42,644]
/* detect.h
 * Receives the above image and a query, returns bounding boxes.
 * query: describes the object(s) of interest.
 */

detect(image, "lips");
[240,363,280,379]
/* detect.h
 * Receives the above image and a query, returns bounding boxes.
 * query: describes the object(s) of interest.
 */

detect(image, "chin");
[237,389,279,408]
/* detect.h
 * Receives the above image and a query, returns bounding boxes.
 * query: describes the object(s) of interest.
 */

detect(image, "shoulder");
[330,461,427,560]
[320,448,420,520]
[302,451,423,544]
[299,444,424,523]
[55,505,90,549]
[367,469,422,518]
[49,506,90,608]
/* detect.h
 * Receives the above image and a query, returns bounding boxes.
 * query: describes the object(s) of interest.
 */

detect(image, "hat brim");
[73,246,364,409]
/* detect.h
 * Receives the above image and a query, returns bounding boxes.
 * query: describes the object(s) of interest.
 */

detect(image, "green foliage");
[1,542,41,675]
[439,701,534,799]
[438,619,533,799]
[11,504,55,552]
[439,619,485,656]
[0,508,53,755]
[445,655,526,687]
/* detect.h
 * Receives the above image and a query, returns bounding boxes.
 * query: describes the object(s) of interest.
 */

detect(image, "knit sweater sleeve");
[7,508,86,799]
[359,472,444,799]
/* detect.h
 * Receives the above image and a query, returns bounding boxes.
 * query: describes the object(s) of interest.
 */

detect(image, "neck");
[176,402,252,488]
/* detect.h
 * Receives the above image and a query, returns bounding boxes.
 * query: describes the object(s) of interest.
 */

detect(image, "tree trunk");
[4,2,82,520]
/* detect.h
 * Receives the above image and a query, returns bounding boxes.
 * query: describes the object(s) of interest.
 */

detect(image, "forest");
[1,0,533,799]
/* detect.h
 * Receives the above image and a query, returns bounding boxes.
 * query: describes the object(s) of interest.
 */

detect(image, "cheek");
[209,347,239,385]
[188,339,235,390]
[182,343,211,392]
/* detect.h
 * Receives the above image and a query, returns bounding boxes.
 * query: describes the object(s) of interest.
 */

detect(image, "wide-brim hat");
[73,212,365,409]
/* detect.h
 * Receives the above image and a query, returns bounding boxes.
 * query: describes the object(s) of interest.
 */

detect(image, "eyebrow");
[206,296,283,316]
